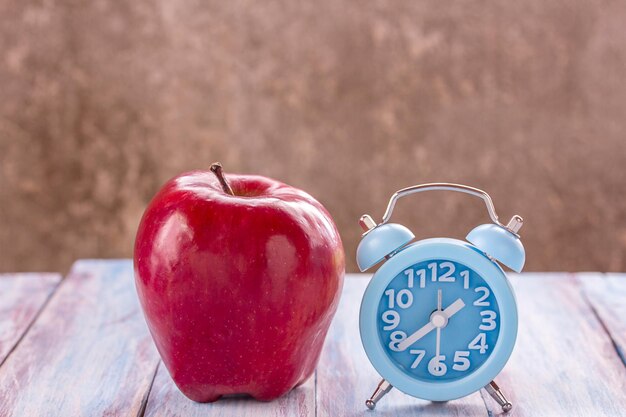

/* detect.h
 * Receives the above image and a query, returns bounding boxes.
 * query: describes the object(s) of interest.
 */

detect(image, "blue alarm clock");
[357,184,525,412]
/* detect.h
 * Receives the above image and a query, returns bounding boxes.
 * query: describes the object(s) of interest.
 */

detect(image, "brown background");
[1,1,625,274]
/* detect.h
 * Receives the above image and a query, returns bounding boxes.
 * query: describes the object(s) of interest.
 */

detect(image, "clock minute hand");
[397,321,435,352]
[397,297,466,351]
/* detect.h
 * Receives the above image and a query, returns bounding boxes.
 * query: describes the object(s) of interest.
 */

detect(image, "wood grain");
[316,275,490,417]
[579,273,626,365]
[0,273,61,365]
[1,267,624,417]
[0,260,160,417]
[144,362,315,417]
[481,273,626,417]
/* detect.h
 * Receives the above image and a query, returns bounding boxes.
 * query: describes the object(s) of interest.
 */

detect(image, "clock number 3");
[479,310,497,331]
[428,355,447,376]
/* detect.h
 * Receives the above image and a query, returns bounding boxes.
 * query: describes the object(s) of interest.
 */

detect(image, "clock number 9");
[381,310,400,330]
[388,331,407,351]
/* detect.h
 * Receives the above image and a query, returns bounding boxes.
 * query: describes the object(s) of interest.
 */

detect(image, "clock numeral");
[409,349,426,369]
[419,262,457,284]
[384,289,394,308]
[438,262,456,282]
[428,263,437,281]
[397,289,413,308]
[473,287,490,306]
[384,289,413,309]
[460,270,470,289]
[388,331,407,352]
[416,269,426,288]
[452,350,471,371]
[468,333,488,354]
[404,269,426,288]
[381,310,400,331]
[427,355,447,376]
[479,310,497,331]
[404,269,414,288]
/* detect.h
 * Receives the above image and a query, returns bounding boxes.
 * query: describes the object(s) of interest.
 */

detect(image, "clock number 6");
[427,355,447,376]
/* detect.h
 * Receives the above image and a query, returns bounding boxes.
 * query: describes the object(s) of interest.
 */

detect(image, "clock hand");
[435,290,442,358]
[397,320,435,352]
[397,297,466,351]
[437,289,442,311]
[441,298,465,318]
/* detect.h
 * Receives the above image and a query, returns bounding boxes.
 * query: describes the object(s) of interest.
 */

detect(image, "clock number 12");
[405,262,460,288]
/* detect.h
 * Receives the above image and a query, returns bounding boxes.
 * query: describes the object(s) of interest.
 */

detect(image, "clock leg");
[365,379,393,410]
[484,380,513,413]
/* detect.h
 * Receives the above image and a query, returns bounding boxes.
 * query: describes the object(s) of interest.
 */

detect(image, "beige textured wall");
[1,1,626,273]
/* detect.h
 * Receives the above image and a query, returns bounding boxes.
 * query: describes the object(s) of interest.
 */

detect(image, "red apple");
[133,163,345,402]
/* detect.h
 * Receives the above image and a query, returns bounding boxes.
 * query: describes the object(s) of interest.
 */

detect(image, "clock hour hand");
[397,297,466,351]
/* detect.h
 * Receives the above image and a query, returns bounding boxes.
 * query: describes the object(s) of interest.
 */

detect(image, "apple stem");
[210,162,235,196]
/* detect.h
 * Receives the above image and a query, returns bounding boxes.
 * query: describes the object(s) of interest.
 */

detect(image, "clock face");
[377,259,500,382]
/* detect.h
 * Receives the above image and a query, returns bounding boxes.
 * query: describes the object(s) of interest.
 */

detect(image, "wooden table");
[0,260,625,417]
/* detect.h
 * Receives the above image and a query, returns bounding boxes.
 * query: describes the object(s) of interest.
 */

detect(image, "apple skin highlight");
[134,169,345,402]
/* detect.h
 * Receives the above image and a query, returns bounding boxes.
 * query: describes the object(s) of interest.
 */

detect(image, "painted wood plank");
[482,273,626,417]
[144,362,315,417]
[316,275,489,417]
[578,273,626,365]
[0,273,61,365]
[0,260,160,417]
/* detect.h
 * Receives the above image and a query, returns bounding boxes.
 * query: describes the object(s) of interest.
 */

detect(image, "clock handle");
[380,183,523,235]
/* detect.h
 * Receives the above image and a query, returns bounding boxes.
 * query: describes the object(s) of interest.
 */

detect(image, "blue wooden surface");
[0,262,624,416]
